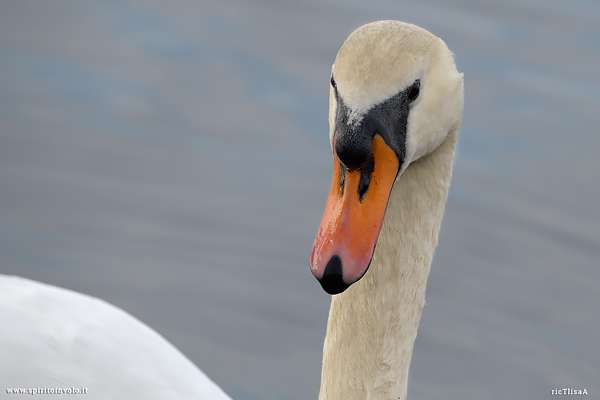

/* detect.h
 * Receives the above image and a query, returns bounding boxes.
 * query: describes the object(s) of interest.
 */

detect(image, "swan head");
[310,21,464,295]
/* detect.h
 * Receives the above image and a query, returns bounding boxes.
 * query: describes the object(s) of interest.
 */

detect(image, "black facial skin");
[332,77,420,176]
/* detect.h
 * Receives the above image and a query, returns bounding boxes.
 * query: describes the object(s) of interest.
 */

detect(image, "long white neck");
[318,125,459,400]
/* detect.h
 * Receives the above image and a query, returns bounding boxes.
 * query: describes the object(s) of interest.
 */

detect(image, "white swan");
[310,21,464,400]
[0,20,461,400]
[0,275,231,399]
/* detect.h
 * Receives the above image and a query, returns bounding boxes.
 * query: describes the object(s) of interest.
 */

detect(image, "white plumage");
[0,275,231,400]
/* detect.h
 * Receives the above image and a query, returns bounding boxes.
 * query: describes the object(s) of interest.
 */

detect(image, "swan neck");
[318,125,459,400]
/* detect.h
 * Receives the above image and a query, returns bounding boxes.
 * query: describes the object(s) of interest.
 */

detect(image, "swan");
[0,20,461,400]
[0,275,231,399]
[310,21,464,400]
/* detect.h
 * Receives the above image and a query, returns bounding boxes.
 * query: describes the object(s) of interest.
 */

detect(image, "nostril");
[358,157,374,202]
[319,255,349,295]
[340,164,347,195]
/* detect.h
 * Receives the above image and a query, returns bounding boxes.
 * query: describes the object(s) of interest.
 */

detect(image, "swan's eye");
[407,79,420,102]
[331,75,337,90]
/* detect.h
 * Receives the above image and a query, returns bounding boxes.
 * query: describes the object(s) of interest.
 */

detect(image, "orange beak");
[310,134,399,294]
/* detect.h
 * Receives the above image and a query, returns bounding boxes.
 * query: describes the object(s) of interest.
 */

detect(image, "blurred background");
[1,0,599,399]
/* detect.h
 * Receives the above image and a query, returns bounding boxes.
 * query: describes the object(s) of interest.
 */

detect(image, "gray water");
[1,1,599,399]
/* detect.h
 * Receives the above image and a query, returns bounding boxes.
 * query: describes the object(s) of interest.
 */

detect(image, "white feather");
[0,275,231,400]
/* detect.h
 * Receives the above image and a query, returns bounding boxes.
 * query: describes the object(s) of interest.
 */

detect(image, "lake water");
[1,1,599,399]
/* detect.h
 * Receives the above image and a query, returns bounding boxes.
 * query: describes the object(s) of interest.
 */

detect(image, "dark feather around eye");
[407,79,420,102]
[331,75,337,90]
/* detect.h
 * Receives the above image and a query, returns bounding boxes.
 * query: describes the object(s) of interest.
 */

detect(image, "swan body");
[310,21,464,400]
[0,275,231,400]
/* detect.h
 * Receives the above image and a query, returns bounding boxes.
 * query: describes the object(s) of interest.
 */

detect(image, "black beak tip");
[318,255,350,295]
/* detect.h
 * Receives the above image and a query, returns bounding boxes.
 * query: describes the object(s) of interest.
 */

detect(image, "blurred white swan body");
[0,275,231,400]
